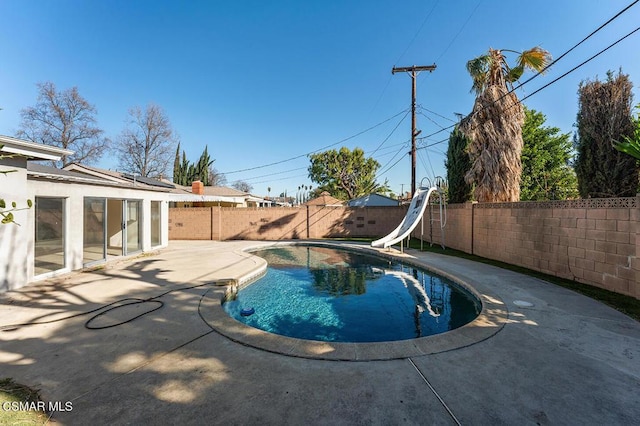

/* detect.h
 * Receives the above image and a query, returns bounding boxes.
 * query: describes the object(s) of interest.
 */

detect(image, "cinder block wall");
[411,202,473,253]
[169,206,407,241]
[169,196,639,299]
[168,207,212,240]
[469,198,638,298]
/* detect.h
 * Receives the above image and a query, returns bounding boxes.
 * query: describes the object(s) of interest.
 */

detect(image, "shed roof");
[304,191,344,206]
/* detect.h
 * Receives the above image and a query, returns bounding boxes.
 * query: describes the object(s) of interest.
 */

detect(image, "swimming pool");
[223,245,481,343]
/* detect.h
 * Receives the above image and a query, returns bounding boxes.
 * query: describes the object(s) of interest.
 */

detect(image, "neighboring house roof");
[304,191,344,206]
[348,193,399,207]
[168,183,270,204]
[0,135,73,161]
[62,162,268,205]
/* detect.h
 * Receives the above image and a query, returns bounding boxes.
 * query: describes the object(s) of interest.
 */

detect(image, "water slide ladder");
[424,176,447,250]
[371,177,447,252]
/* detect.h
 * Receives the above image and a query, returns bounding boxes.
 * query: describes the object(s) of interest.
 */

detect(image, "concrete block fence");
[169,196,639,299]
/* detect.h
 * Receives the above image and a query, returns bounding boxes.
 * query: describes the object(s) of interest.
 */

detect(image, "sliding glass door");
[83,198,106,264]
[34,197,65,275]
[125,200,141,254]
[83,198,143,265]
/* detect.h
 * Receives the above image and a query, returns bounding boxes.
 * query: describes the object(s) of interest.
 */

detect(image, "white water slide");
[371,186,440,249]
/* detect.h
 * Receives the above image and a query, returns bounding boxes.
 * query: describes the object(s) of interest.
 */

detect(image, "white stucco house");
[0,136,172,292]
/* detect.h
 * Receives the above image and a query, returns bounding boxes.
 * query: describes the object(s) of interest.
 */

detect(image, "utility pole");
[392,64,436,196]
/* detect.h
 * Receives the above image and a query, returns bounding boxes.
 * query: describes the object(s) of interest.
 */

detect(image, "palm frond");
[614,136,640,160]
[506,65,524,83]
[518,47,552,73]
[466,54,491,94]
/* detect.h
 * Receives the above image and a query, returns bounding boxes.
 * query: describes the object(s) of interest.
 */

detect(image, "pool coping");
[199,241,509,361]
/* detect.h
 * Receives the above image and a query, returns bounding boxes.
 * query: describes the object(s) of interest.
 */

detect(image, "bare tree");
[116,104,177,178]
[17,81,109,167]
[208,166,227,186]
[232,180,253,193]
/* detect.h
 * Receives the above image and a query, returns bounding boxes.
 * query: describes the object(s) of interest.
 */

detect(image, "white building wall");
[0,157,30,291]
[17,179,171,290]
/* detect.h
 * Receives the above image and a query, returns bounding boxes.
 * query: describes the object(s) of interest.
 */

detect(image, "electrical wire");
[434,0,483,63]
[511,0,639,93]
[369,109,411,156]
[421,0,640,141]
[221,108,409,175]
[418,110,446,130]
[376,141,411,178]
[419,107,458,123]
[227,1,639,189]
[518,25,640,104]
[394,0,440,65]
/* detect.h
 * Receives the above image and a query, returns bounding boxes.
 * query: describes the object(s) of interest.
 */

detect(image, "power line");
[221,108,409,175]
[419,106,458,123]
[421,13,640,141]
[366,1,439,122]
[376,140,410,177]
[519,25,640,104]
[258,22,640,192]
[394,1,440,65]
[242,140,411,184]
[227,2,640,190]
[369,109,411,156]
[435,0,483,63]
[511,0,639,93]
[417,110,446,129]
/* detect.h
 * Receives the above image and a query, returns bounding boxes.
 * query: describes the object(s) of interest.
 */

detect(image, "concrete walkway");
[0,240,638,425]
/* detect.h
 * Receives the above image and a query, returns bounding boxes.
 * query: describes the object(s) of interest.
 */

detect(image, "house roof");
[348,193,399,207]
[64,164,175,189]
[0,135,73,161]
[304,191,344,206]
[61,163,268,204]
[28,163,171,192]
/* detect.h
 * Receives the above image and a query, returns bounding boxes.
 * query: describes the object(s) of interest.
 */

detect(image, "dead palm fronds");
[460,47,551,202]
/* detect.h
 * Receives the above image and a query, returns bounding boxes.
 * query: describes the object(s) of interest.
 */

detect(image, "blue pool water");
[223,245,481,343]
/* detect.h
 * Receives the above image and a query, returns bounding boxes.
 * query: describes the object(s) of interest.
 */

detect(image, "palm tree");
[460,47,551,202]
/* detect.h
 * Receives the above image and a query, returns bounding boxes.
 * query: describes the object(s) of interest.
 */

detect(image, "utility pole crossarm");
[392,64,437,74]
[391,63,437,196]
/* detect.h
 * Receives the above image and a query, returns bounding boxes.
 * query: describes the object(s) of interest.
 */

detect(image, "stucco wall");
[13,178,172,290]
[0,156,30,291]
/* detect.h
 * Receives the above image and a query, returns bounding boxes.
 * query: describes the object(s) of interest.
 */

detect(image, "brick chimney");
[192,180,204,195]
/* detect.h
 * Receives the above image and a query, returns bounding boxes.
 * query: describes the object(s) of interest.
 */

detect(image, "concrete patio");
[0,240,638,425]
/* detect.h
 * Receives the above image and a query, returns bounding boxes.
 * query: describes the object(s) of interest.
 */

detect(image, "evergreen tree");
[194,146,214,185]
[521,108,578,200]
[172,142,181,183]
[574,70,638,198]
[445,125,473,203]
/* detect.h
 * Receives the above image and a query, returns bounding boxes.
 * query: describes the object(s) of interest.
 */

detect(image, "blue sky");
[1,0,639,197]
